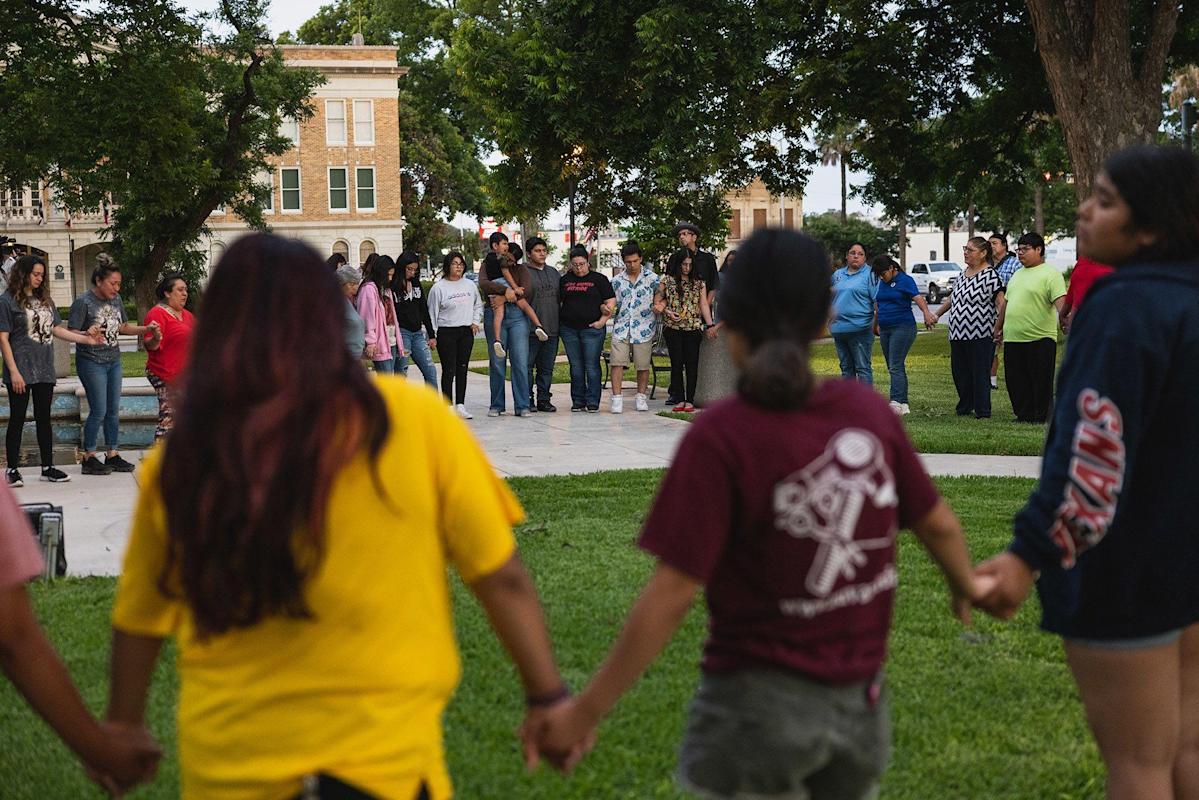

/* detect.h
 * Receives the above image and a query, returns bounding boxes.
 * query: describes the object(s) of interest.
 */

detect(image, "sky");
[177,0,880,224]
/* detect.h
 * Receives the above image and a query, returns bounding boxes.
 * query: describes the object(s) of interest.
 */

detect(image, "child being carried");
[484,248,548,358]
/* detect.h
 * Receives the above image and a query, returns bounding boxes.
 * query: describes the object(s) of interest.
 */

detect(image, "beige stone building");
[721,178,804,258]
[0,43,407,306]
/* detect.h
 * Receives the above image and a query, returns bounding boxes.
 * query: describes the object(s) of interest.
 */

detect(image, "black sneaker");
[40,466,70,483]
[664,396,679,406]
[82,455,113,475]
[105,454,136,473]
[5,468,23,488]
[537,402,557,413]
[571,405,584,412]
[586,405,599,413]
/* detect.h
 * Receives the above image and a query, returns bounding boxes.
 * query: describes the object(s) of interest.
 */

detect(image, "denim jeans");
[373,351,394,374]
[560,324,605,407]
[878,324,917,404]
[483,303,531,413]
[77,356,122,451]
[397,329,438,387]
[527,333,559,405]
[831,328,874,385]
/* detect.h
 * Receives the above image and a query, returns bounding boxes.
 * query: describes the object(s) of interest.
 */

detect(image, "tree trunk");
[943,222,950,261]
[1025,0,1179,201]
[898,212,907,269]
[967,201,975,238]
[839,159,847,225]
[1033,184,1045,236]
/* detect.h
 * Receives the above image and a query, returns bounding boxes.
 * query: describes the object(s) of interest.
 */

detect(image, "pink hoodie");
[355,282,403,359]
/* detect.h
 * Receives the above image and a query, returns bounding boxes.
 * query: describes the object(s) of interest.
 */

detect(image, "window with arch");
[332,240,350,260]
[359,239,376,266]
[210,241,226,270]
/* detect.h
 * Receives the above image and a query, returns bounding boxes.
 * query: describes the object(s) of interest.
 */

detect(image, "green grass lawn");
[0,471,1102,799]
[656,329,1061,456]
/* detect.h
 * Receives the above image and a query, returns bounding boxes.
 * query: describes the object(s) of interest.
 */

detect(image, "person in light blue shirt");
[871,255,937,413]
[829,242,879,384]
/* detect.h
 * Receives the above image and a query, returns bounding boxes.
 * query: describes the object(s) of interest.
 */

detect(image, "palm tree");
[819,125,857,224]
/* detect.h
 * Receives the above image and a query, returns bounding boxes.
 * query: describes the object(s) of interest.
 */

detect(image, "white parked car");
[908,261,964,302]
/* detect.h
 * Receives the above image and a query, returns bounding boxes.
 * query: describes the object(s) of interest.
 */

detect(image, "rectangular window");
[279,116,299,148]
[326,100,346,145]
[784,208,794,228]
[258,171,273,213]
[752,208,767,230]
[280,167,301,212]
[328,167,348,211]
[353,100,374,145]
[729,210,741,239]
[356,167,375,211]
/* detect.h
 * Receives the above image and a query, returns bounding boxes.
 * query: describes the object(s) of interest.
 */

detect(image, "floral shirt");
[611,268,660,344]
[659,275,706,332]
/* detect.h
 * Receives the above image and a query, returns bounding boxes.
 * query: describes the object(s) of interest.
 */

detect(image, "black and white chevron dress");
[947,268,1004,341]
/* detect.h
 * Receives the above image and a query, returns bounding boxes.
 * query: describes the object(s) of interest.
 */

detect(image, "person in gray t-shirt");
[0,256,103,485]
[67,254,159,476]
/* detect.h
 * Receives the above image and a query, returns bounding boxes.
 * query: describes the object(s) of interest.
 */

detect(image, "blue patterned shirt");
[611,268,661,344]
[995,253,1021,286]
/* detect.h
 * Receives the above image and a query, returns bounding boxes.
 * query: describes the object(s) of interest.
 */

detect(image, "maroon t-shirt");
[639,380,940,684]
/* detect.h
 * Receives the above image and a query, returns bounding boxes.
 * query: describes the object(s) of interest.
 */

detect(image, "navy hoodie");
[1008,261,1199,638]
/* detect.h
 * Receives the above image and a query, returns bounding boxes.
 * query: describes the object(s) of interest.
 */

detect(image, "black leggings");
[664,327,702,403]
[7,382,54,468]
[437,326,474,405]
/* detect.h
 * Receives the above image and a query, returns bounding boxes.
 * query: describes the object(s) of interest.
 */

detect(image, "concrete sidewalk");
[20,370,1041,578]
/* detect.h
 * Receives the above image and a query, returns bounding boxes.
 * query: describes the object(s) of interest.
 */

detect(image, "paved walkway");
[21,371,1041,577]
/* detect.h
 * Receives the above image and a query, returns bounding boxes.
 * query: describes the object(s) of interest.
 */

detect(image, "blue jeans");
[77,356,122,451]
[560,325,604,407]
[527,333,559,405]
[879,324,916,403]
[373,349,395,373]
[483,303,530,413]
[831,328,874,385]
[397,329,437,387]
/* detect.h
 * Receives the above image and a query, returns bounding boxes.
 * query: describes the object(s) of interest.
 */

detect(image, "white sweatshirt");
[427,277,483,332]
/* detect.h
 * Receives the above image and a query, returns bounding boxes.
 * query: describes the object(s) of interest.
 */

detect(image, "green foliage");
[0,0,323,313]
[803,212,898,267]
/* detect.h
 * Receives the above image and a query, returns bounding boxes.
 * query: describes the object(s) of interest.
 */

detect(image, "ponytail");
[737,338,815,410]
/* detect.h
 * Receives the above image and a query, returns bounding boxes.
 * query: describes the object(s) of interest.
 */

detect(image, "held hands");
[364,343,378,359]
[519,698,596,775]
[471,323,482,334]
[922,311,938,329]
[86,721,161,797]
[993,327,1004,344]
[971,552,1036,620]
[705,325,719,340]
[87,325,106,345]
[589,318,607,330]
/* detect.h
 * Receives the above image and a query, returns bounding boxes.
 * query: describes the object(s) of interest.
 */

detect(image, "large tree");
[2,0,322,314]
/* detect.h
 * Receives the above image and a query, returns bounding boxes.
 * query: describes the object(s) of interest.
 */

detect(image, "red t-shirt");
[639,381,940,684]
[1064,257,1115,311]
[144,305,196,383]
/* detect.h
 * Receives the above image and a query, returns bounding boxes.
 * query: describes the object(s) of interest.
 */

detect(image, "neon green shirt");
[1003,264,1066,343]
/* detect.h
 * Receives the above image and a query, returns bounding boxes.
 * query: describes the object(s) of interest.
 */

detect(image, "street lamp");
[1183,100,1197,152]
[565,145,585,247]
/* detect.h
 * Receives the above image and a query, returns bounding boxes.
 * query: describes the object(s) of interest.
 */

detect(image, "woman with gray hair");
[336,265,365,360]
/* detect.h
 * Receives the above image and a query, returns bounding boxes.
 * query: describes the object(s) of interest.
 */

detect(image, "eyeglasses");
[962,247,980,253]
[1015,246,1033,253]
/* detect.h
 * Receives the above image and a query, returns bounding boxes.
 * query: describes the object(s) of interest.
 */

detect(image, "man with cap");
[666,221,720,404]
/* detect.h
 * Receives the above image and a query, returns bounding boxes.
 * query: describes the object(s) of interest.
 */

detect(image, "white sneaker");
[455,404,473,420]
[635,393,649,412]
[492,340,506,358]
[534,326,549,342]
[611,395,623,414]
[889,401,903,414]
[990,375,998,389]
[899,403,911,415]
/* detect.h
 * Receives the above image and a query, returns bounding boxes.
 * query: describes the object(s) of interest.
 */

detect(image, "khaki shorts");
[610,339,652,370]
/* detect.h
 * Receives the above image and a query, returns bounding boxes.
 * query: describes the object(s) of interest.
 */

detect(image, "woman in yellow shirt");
[107,234,570,800]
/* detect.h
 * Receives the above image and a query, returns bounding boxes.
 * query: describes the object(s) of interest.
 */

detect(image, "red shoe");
[683,403,695,412]
[673,402,687,412]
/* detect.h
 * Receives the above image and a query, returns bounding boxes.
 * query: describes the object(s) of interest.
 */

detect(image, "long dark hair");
[441,251,466,278]
[7,255,49,308]
[665,247,698,303]
[720,229,831,409]
[158,234,390,637]
[1103,145,1199,263]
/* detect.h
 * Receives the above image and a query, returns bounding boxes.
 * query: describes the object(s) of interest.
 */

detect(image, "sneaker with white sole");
[534,326,549,342]
[455,404,473,420]
[898,403,911,415]
[487,409,502,417]
[635,393,649,412]
[5,468,23,488]
[492,340,506,358]
[40,466,70,483]
[610,395,623,414]
[889,401,903,414]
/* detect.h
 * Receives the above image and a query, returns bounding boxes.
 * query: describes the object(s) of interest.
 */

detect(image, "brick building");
[0,43,407,306]
[722,178,804,258]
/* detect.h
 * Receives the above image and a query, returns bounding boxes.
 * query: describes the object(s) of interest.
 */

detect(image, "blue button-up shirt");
[611,268,661,344]
[995,253,1021,286]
